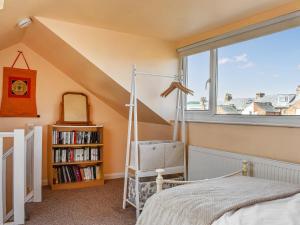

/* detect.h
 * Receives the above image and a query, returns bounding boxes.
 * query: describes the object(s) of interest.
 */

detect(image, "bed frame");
[156,160,249,193]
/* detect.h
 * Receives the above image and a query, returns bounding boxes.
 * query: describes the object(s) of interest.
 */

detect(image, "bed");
[136,159,300,225]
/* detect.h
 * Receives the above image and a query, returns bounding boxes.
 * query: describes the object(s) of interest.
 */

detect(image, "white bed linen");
[213,193,300,225]
[136,176,300,225]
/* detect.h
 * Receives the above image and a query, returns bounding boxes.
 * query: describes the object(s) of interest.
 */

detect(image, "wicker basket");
[127,174,184,208]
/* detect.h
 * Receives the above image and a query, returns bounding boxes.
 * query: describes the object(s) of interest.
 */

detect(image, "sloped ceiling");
[0,0,293,51]
[22,18,168,124]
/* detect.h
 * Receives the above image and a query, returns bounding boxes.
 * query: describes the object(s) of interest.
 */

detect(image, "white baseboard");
[104,172,124,180]
[42,172,124,186]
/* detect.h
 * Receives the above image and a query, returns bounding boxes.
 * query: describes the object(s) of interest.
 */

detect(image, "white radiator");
[188,146,300,184]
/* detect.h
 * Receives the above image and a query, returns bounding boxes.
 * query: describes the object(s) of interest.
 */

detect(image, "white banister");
[33,126,42,202]
[13,129,25,225]
[0,126,42,225]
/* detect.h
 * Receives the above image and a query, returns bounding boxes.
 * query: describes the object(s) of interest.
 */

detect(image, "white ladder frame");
[122,65,186,218]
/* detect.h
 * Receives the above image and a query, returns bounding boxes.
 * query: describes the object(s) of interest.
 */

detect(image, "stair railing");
[0,126,42,225]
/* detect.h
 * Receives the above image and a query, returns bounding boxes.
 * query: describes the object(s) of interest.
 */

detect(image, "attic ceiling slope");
[22,19,169,125]
[0,0,293,51]
[27,0,293,41]
[32,16,177,122]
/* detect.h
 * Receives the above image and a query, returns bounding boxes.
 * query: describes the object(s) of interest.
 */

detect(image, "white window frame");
[180,12,300,127]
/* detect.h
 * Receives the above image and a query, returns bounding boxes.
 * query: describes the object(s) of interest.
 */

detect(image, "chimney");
[224,93,232,102]
[296,85,300,96]
[256,92,265,99]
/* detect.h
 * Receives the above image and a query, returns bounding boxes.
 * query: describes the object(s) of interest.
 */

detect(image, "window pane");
[217,27,300,116]
[186,51,210,110]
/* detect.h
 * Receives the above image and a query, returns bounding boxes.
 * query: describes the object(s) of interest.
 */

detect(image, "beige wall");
[188,122,300,164]
[0,43,173,183]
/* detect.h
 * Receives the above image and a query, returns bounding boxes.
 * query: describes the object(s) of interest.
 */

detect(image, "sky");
[187,26,300,103]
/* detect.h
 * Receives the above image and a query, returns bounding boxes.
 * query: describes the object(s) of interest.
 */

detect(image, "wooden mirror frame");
[56,92,92,125]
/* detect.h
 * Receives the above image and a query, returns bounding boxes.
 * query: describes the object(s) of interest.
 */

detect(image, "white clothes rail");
[122,65,186,218]
[135,72,183,79]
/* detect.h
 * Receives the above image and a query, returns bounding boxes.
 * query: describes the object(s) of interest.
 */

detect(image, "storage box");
[129,140,184,170]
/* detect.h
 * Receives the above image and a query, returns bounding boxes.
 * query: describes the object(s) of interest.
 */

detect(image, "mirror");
[58,92,90,125]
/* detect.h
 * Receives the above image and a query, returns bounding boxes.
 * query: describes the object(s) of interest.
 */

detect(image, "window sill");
[185,111,300,128]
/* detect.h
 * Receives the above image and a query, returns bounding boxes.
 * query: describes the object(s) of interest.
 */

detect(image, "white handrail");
[0,133,13,138]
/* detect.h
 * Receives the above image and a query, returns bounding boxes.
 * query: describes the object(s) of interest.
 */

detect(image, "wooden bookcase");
[48,125,104,190]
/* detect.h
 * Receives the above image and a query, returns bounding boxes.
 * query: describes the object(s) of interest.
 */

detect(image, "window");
[217,27,300,116]
[180,12,300,126]
[186,51,210,110]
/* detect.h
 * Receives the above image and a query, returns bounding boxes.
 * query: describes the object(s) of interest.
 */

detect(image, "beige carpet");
[26,179,136,225]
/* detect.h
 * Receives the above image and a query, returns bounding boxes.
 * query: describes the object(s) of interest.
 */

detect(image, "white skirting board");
[189,145,300,184]
[42,173,125,186]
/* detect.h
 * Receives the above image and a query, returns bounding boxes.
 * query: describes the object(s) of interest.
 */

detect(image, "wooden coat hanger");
[160,81,193,97]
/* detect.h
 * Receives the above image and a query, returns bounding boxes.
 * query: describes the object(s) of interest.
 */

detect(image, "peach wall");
[188,122,300,164]
[0,43,173,183]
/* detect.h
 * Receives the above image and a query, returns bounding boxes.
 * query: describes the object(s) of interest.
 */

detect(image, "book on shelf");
[53,165,101,184]
[53,147,100,163]
[52,130,100,145]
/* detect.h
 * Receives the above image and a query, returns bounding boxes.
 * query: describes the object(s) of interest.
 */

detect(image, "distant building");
[219,93,253,114]
[220,86,300,115]
[242,102,280,115]
[190,86,300,115]
[217,105,239,114]
[284,86,300,115]
[255,93,296,114]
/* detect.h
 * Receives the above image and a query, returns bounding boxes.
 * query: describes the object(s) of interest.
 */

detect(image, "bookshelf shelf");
[53,160,103,166]
[48,125,104,190]
[53,143,104,148]
[52,179,104,190]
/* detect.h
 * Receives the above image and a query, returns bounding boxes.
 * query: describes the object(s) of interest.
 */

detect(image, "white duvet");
[213,193,300,225]
[137,176,300,225]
